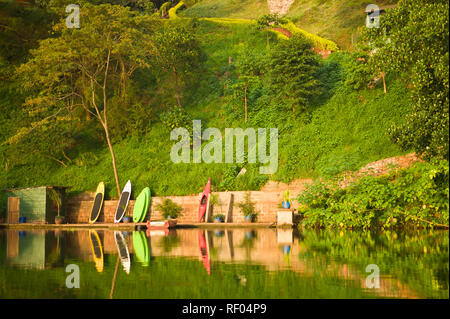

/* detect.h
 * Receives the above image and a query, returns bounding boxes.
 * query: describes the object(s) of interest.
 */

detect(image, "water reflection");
[114,231,130,274]
[0,228,448,299]
[89,230,103,273]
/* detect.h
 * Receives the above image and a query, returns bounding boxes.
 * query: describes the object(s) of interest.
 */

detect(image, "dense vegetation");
[0,0,448,228]
[298,160,449,229]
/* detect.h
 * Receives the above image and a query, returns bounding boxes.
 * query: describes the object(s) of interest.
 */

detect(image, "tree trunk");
[292,96,295,113]
[173,67,182,108]
[244,84,248,123]
[381,71,387,94]
[102,49,121,197]
[104,124,121,197]
[120,58,127,98]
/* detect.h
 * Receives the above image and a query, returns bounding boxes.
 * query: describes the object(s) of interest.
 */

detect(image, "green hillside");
[182,0,398,49]
[0,8,409,197]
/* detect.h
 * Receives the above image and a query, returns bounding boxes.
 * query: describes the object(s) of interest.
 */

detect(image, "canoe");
[132,231,150,266]
[114,231,131,274]
[89,230,103,272]
[146,219,177,230]
[114,180,132,223]
[89,182,105,224]
[198,230,210,275]
[132,187,150,223]
[198,178,211,222]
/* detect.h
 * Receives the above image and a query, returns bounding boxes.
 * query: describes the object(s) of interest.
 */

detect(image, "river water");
[0,228,448,298]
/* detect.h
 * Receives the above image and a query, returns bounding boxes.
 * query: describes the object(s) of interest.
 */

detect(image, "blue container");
[282,201,291,209]
[19,217,26,223]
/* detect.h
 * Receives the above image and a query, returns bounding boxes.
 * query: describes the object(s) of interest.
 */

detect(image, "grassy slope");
[182,0,398,49]
[0,15,410,199]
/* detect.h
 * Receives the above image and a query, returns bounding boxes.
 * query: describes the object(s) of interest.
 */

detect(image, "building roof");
[3,186,71,192]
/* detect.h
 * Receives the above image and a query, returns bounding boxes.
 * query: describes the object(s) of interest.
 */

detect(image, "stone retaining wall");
[65,190,298,224]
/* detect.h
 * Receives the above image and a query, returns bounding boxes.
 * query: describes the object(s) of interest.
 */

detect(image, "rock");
[267,0,295,15]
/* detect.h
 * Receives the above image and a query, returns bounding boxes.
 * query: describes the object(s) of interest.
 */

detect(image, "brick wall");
[66,190,297,224]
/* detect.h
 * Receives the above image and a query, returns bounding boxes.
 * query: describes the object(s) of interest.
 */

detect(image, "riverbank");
[0,222,275,230]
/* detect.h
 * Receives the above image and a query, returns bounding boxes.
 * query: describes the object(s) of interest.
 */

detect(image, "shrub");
[281,21,339,51]
[160,105,192,130]
[155,198,183,219]
[168,1,186,19]
[297,160,449,229]
[344,52,373,90]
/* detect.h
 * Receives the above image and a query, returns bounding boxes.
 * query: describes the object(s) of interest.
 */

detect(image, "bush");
[160,105,192,130]
[236,192,258,220]
[297,160,449,229]
[155,198,183,219]
[168,1,186,19]
[344,52,373,90]
[281,21,339,51]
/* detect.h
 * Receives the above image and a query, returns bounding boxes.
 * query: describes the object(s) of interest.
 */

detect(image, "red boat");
[198,230,210,275]
[198,178,211,222]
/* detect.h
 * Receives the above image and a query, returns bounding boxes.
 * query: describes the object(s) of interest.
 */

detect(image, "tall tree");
[13,3,158,196]
[363,0,449,160]
[230,53,263,123]
[267,34,320,114]
[153,21,203,108]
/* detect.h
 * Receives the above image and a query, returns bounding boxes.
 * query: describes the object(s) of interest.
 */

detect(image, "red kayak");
[198,230,210,275]
[198,178,211,222]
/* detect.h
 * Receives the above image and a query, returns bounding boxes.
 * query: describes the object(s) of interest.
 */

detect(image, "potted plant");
[122,216,132,223]
[237,192,258,223]
[48,188,64,224]
[282,190,291,209]
[155,198,182,224]
[213,214,225,223]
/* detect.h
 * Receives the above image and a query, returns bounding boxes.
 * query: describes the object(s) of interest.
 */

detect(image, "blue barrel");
[19,217,26,223]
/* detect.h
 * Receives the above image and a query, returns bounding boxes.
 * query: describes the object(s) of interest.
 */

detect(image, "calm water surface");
[0,228,448,299]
